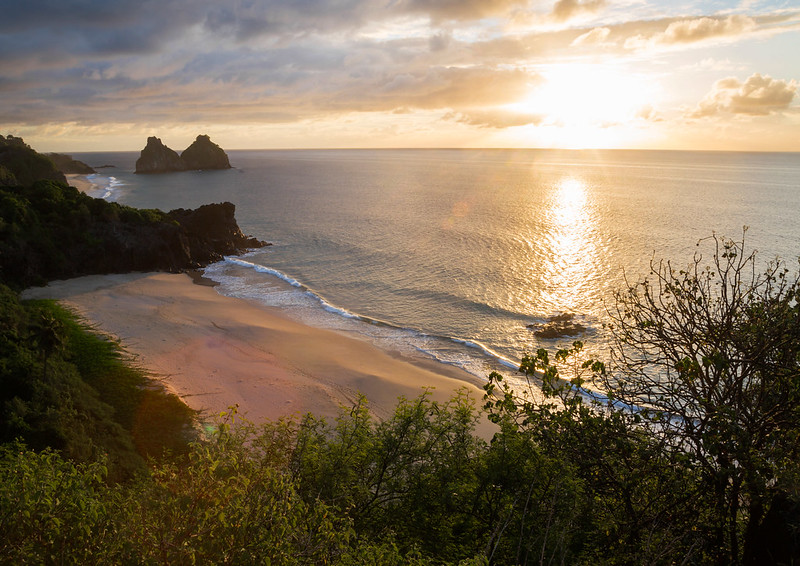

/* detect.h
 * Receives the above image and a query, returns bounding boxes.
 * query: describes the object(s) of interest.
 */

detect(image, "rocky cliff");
[135,137,188,174]
[135,134,231,173]
[0,180,267,289]
[181,135,231,170]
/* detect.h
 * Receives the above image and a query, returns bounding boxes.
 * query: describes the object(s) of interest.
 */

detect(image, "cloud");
[571,26,611,46]
[202,0,532,39]
[445,109,545,128]
[203,0,382,39]
[624,15,757,50]
[635,105,662,122]
[660,15,757,43]
[0,0,204,57]
[551,0,606,22]
[3,0,799,152]
[689,73,798,117]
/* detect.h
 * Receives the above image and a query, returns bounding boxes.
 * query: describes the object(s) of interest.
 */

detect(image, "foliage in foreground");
[484,232,800,565]
[1,233,799,564]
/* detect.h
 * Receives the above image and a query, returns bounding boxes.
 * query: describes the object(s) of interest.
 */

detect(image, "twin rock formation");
[136,135,231,174]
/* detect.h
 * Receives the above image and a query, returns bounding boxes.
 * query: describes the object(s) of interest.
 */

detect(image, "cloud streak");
[445,109,546,128]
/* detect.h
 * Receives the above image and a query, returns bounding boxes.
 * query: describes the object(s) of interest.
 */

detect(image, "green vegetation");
[1,234,798,564]
[0,179,176,288]
[0,135,66,187]
[0,285,196,482]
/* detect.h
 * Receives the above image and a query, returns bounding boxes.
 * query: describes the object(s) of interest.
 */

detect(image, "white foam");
[452,338,519,370]
[82,173,126,201]
[223,256,303,288]
[202,258,520,383]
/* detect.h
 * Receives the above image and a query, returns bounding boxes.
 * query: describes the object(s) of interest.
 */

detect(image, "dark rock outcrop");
[47,153,96,174]
[527,313,587,339]
[168,202,264,265]
[135,137,188,174]
[0,134,67,186]
[79,201,266,278]
[180,135,231,170]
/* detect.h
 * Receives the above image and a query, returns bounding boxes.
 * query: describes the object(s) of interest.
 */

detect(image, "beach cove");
[22,271,494,435]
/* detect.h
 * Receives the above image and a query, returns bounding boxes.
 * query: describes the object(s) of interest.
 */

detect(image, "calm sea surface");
[71,149,800,384]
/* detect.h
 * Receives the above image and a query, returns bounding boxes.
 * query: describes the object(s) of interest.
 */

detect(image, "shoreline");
[22,272,494,436]
[65,173,95,193]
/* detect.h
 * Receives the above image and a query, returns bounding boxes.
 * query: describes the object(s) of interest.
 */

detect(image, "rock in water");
[135,137,187,174]
[180,134,231,170]
[527,313,587,339]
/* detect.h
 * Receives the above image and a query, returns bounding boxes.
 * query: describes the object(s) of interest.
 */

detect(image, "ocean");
[71,149,800,387]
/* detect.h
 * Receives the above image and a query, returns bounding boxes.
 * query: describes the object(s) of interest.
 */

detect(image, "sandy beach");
[65,173,95,193]
[23,272,493,434]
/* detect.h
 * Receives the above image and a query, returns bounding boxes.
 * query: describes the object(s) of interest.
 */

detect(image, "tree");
[30,309,65,381]
[483,232,800,564]
[600,231,800,564]
[484,344,705,565]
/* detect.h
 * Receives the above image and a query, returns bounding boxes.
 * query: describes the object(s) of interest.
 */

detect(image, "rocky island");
[135,134,231,173]
[181,134,231,170]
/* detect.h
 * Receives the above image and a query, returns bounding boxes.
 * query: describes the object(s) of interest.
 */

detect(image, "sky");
[1,0,799,152]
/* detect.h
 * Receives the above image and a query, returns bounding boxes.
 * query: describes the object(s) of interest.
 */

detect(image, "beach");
[23,272,493,435]
[65,174,95,193]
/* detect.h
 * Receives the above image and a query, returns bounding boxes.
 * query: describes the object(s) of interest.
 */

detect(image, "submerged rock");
[528,313,587,339]
[135,136,187,174]
[181,134,231,170]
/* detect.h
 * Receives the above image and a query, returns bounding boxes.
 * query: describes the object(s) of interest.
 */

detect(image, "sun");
[505,63,658,148]
[528,64,653,125]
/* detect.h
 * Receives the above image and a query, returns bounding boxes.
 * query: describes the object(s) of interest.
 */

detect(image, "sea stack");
[135,135,232,173]
[135,137,187,174]
[181,134,231,170]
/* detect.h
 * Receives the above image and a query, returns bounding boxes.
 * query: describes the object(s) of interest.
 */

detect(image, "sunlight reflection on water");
[540,177,599,317]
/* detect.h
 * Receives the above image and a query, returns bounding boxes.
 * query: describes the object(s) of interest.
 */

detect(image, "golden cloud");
[689,73,798,117]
